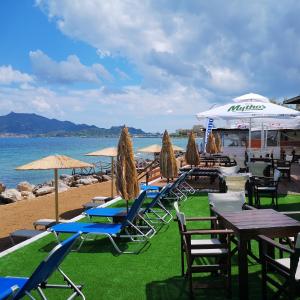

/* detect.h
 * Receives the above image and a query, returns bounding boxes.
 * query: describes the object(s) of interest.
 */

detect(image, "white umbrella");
[196,93,300,157]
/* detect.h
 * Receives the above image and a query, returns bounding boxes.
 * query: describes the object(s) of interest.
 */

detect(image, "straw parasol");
[185,131,200,166]
[206,132,218,154]
[160,130,178,181]
[116,127,139,211]
[86,147,117,199]
[138,144,184,153]
[215,132,222,153]
[16,155,93,222]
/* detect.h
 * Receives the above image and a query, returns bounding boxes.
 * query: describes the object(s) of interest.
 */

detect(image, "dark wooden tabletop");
[217,209,300,239]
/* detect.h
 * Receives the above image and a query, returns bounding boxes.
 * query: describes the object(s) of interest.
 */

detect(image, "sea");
[0,137,200,188]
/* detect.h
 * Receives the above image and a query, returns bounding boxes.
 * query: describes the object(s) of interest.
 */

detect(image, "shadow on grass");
[145,271,263,300]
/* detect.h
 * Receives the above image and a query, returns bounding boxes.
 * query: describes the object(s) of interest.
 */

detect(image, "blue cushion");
[51,222,123,235]
[86,207,126,217]
[0,277,27,300]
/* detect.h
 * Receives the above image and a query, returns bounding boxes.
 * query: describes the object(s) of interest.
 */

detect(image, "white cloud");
[36,0,300,99]
[29,50,112,84]
[0,81,213,131]
[0,65,33,85]
[115,68,130,80]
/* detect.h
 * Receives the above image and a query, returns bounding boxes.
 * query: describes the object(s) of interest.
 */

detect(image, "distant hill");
[0,112,150,137]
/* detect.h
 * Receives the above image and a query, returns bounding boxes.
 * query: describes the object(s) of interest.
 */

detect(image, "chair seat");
[256,187,276,191]
[191,248,228,255]
[191,238,221,246]
[276,258,300,281]
[51,222,123,235]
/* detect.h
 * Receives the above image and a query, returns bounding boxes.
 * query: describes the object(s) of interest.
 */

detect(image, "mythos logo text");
[227,104,266,112]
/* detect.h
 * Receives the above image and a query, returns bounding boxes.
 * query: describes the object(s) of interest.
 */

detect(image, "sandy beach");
[0,180,117,251]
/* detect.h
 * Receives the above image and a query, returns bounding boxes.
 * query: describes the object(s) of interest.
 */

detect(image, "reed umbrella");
[185,132,200,167]
[206,132,218,154]
[215,132,222,153]
[160,130,178,181]
[138,144,184,160]
[16,155,93,222]
[86,147,117,199]
[116,127,139,211]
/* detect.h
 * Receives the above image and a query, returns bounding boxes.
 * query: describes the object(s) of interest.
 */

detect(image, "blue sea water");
[0,137,194,188]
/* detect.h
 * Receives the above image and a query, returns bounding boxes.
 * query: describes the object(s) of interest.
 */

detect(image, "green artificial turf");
[0,194,300,299]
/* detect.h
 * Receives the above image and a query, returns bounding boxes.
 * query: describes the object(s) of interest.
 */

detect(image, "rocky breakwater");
[0,173,109,205]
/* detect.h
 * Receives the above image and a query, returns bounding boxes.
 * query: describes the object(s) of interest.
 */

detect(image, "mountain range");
[0,112,152,137]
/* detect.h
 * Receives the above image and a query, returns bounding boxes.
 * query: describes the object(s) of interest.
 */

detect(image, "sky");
[0,0,300,132]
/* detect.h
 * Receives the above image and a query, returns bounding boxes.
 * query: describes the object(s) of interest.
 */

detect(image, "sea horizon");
[0,136,199,188]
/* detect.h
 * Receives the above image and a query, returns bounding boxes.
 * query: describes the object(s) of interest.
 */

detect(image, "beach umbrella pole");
[111,157,114,199]
[54,169,59,223]
[248,118,252,162]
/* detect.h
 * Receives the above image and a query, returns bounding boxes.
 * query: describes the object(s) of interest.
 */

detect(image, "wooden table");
[216,209,300,300]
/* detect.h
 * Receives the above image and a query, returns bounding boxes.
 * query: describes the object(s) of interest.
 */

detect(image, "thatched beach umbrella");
[86,147,117,199]
[185,132,200,166]
[138,144,184,160]
[160,130,178,181]
[116,127,139,211]
[16,155,93,222]
[206,132,218,154]
[215,132,222,153]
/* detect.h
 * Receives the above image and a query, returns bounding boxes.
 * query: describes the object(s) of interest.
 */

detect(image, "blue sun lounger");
[50,191,154,253]
[85,184,173,224]
[0,233,84,300]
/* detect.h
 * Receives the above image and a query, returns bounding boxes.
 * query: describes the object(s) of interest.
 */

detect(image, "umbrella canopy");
[16,155,93,170]
[86,147,117,157]
[138,144,162,153]
[196,93,300,152]
[206,132,218,154]
[16,155,93,222]
[116,127,139,206]
[138,144,184,153]
[86,147,117,198]
[215,132,222,153]
[196,100,300,119]
[185,132,200,166]
[233,93,269,103]
[160,130,178,180]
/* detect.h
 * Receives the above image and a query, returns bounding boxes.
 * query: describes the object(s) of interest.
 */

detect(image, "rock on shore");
[0,173,109,204]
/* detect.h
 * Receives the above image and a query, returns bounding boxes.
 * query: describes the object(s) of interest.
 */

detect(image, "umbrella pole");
[111,156,114,199]
[248,118,252,163]
[54,169,59,223]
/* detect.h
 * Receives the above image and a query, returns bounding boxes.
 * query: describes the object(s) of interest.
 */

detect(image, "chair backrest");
[224,175,248,192]
[14,233,80,299]
[248,161,268,177]
[286,154,293,162]
[208,191,246,212]
[124,190,147,224]
[174,202,186,232]
[144,184,171,211]
[218,165,239,176]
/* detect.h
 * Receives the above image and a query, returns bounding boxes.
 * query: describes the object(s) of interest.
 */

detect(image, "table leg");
[238,237,249,300]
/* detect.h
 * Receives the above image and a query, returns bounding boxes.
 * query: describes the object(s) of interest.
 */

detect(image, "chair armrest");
[281,211,300,216]
[185,216,218,221]
[183,229,234,235]
[258,235,294,254]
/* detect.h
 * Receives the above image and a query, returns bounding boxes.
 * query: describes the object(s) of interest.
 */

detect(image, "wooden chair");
[260,233,300,299]
[174,202,232,298]
[253,168,281,208]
